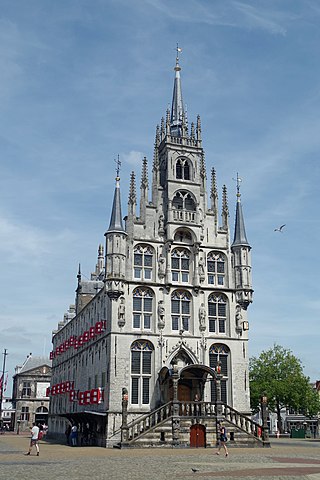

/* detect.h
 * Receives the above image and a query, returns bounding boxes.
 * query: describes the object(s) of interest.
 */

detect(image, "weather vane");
[233,173,242,197]
[114,155,121,178]
[176,43,182,63]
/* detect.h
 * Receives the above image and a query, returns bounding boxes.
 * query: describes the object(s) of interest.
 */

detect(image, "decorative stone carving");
[199,303,206,331]
[157,300,165,329]
[118,297,126,327]
[158,254,166,278]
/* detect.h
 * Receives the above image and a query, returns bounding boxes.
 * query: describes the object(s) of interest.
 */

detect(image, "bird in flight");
[274,224,286,232]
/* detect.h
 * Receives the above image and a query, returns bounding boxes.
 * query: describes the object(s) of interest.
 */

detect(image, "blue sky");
[1,0,320,390]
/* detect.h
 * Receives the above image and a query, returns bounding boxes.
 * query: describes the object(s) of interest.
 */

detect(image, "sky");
[1,0,320,392]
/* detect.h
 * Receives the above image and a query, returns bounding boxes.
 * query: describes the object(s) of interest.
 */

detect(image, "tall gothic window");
[207,252,226,285]
[133,244,153,280]
[133,288,153,330]
[171,248,190,282]
[176,158,191,180]
[209,344,229,404]
[208,293,227,334]
[171,290,191,332]
[131,340,154,405]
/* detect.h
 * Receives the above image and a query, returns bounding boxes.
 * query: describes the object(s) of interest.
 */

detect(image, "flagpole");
[0,349,8,429]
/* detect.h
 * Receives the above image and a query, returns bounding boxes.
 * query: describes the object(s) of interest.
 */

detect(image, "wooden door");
[190,424,206,448]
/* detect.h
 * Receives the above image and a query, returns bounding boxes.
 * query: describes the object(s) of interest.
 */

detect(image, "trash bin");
[290,428,305,438]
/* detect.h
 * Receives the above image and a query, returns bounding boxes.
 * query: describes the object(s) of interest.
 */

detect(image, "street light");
[260,394,270,447]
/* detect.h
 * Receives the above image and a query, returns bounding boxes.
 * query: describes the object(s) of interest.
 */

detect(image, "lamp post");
[260,394,270,447]
[120,387,129,447]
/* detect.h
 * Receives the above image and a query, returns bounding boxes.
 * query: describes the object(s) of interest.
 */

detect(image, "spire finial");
[114,155,121,180]
[233,173,242,201]
[175,43,182,71]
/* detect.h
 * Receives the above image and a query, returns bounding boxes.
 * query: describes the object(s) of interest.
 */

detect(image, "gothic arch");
[175,157,193,181]
[173,227,196,244]
[172,190,196,211]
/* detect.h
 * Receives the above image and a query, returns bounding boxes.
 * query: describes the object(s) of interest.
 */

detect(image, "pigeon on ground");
[191,468,199,473]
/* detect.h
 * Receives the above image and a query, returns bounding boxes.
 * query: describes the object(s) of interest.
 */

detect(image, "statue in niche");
[198,257,205,279]
[157,300,165,328]
[199,303,206,329]
[235,304,242,327]
[158,254,166,278]
[118,297,126,327]
[158,214,165,233]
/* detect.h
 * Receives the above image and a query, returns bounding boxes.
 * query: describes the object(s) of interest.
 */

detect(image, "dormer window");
[176,158,191,180]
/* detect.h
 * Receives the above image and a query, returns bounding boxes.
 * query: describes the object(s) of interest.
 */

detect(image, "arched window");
[207,252,226,286]
[171,290,191,332]
[172,191,196,211]
[171,248,190,282]
[131,340,154,405]
[133,288,153,330]
[134,244,153,280]
[208,293,227,334]
[175,158,191,180]
[209,344,229,403]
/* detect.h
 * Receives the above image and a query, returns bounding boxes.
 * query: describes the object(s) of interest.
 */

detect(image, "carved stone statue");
[157,300,165,329]
[158,214,165,233]
[198,257,205,278]
[199,303,206,330]
[118,297,126,327]
[158,254,166,278]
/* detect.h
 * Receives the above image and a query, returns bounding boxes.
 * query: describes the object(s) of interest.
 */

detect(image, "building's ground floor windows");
[209,343,230,404]
[131,340,154,405]
[21,406,30,421]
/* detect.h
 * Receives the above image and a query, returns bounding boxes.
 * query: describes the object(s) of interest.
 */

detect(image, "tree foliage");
[249,344,320,432]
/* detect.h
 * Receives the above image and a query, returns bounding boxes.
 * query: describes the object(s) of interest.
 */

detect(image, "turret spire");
[232,173,249,246]
[170,44,185,137]
[107,158,125,233]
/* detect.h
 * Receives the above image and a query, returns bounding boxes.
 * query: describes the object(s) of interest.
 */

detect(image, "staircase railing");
[121,400,264,446]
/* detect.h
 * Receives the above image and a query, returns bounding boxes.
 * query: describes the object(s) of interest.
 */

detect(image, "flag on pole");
[0,374,3,391]
[3,374,8,392]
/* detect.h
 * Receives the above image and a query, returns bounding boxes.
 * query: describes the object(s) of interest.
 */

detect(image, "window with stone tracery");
[171,248,190,283]
[132,287,153,330]
[133,244,153,280]
[209,344,229,404]
[176,158,191,180]
[207,251,226,286]
[130,340,154,405]
[171,289,191,332]
[208,293,227,334]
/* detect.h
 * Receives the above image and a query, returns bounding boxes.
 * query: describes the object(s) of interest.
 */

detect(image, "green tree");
[249,344,320,433]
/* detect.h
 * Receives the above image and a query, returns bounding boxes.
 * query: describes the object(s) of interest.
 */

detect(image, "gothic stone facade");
[49,56,253,447]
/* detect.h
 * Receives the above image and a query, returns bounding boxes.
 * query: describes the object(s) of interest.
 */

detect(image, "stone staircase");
[118,401,266,448]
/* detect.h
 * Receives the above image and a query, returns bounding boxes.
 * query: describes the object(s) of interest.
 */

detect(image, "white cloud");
[122,150,145,167]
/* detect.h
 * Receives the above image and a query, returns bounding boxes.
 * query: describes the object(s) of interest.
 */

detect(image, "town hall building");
[49,52,257,448]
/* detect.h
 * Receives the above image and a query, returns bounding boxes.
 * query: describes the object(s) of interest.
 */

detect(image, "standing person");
[70,424,78,446]
[65,424,71,445]
[216,422,229,457]
[24,423,40,456]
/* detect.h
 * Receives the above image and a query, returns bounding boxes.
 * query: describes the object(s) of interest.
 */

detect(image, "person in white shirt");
[24,423,40,456]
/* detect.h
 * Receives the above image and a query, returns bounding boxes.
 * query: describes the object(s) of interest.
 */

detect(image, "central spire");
[170,44,185,137]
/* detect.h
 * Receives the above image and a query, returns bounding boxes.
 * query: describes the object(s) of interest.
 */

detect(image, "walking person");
[216,421,228,457]
[24,422,40,456]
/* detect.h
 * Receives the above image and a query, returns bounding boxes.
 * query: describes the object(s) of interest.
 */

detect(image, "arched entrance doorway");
[190,423,206,448]
[35,406,48,425]
[158,363,216,404]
